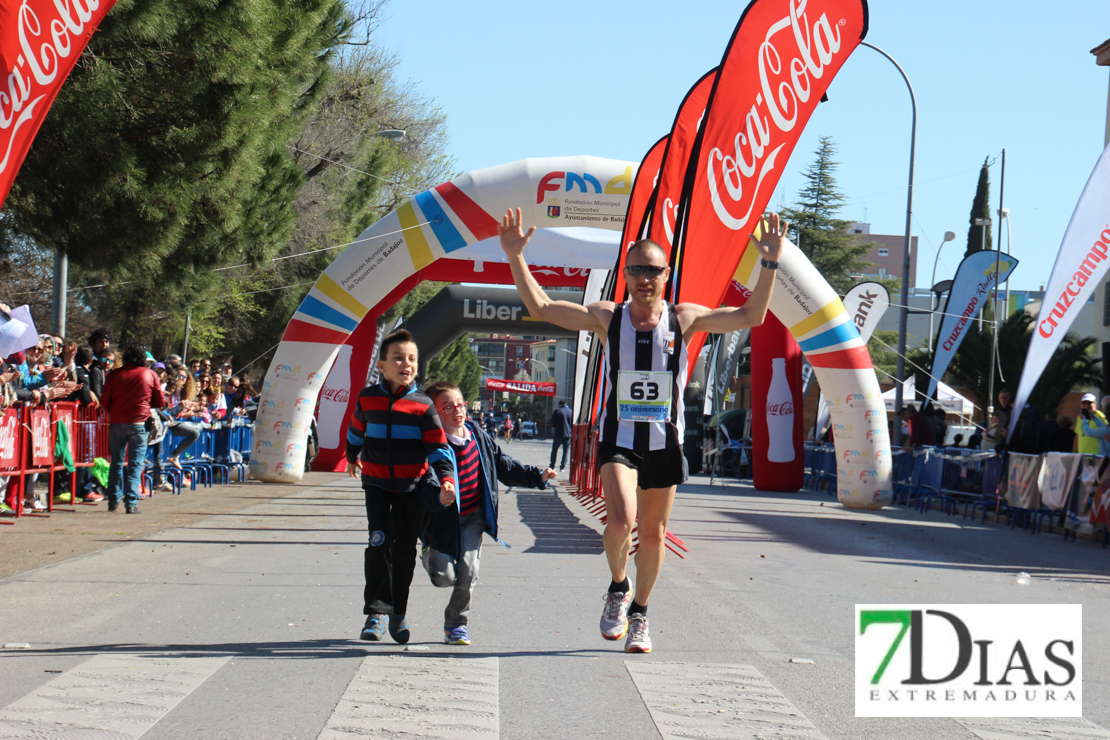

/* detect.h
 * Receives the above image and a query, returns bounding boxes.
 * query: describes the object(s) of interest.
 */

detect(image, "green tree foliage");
[964,158,993,258]
[945,311,1099,417]
[780,137,875,295]
[6,0,351,279]
[866,329,901,383]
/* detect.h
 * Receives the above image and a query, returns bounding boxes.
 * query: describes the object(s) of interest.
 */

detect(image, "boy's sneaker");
[388,614,410,644]
[82,491,105,502]
[624,614,652,653]
[600,588,633,640]
[444,626,470,645]
[360,615,386,642]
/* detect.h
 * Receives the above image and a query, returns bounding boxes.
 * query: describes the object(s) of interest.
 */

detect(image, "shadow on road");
[515,490,604,555]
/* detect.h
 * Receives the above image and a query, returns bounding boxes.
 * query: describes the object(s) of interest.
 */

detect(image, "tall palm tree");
[945,311,1100,417]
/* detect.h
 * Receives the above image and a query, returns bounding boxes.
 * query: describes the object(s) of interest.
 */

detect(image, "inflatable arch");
[250,155,892,509]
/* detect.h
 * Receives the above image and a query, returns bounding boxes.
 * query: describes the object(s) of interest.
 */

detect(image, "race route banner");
[0,0,119,207]
[1010,141,1110,441]
[485,378,556,397]
[927,250,1017,404]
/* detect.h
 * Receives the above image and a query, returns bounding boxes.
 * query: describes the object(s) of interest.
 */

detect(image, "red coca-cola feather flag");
[0,0,118,208]
[672,0,869,342]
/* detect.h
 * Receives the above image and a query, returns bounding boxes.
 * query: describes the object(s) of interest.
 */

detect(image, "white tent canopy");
[882,375,975,416]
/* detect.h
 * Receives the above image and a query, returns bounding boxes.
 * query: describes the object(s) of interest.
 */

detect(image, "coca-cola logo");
[767,401,794,416]
[0,415,15,463]
[706,2,844,230]
[2,1,105,178]
[321,387,350,404]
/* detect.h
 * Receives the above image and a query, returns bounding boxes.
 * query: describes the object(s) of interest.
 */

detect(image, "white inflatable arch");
[250,155,892,509]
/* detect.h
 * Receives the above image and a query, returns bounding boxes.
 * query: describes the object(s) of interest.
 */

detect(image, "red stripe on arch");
[805,345,873,370]
[435,182,499,240]
[282,319,350,345]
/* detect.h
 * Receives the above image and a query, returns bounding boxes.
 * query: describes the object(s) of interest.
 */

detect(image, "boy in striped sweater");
[423,381,555,645]
[346,330,456,643]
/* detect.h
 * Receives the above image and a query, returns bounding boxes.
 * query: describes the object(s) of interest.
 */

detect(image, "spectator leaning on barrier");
[898,405,935,451]
[1050,416,1077,454]
[101,342,165,514]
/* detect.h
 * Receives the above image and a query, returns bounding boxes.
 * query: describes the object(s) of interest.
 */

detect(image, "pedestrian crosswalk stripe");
[956,717,1110,739]
[0,653,230,739]
[624,661,829,740]
[319,654,498,739]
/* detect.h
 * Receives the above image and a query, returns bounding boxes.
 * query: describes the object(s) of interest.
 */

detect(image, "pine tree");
[780,137,874,295]
[964,158,993,257]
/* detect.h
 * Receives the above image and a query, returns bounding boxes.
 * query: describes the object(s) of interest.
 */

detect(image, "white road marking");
[956,717,1110,739]
[319,654,498,739]
[0,653,230,739]
[625,661,829,740]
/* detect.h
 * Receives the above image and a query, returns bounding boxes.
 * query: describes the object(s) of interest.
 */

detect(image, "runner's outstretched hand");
[748,212,788,262]
[498,208,536,258]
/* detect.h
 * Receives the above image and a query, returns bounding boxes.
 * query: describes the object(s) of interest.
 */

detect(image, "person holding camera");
[1076,392,1110,455]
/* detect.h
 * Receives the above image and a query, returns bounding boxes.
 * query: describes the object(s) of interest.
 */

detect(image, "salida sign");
[856,604,1081,717]
[484,378,556,397]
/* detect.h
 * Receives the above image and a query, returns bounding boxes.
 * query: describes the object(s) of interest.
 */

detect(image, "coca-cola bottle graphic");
[766,357,795,463]
[317,344,353,450]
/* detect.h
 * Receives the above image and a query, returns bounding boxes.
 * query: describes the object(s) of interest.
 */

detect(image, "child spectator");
[345,329,456,644]
[423,381,554,645]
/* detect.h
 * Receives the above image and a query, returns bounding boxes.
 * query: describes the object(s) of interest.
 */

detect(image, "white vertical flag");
[1009,142,1110,440]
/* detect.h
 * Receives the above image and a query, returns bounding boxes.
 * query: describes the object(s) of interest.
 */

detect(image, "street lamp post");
[928,230,957,354]
[975,217,991,331]
[861,41,916,444]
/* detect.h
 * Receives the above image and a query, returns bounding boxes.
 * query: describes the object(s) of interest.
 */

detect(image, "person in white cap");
[1076,393,1107,454]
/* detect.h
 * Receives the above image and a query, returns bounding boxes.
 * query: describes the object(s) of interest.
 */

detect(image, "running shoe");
[444,626,470,645]
[82,491,105,502]
[600,587,633,640]
[388,614,410,644]
[624,614,652,653]
[360,615,386,642]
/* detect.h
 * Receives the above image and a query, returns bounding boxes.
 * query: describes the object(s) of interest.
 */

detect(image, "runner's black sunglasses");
[624,265,667,278]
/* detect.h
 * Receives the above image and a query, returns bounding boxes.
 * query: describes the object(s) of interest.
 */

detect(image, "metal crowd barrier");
[2,404,255,521]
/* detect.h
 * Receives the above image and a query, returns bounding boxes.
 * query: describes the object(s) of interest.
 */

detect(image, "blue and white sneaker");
[600,588,633,640]
[360,615,386,642]
[444,626,470,645]
[389,614,410,644]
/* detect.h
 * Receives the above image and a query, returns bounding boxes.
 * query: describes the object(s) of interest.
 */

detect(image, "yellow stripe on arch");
[791,300,847,339]
[398,201,434,270]
[316,275,368,320]
[732,220,765,286]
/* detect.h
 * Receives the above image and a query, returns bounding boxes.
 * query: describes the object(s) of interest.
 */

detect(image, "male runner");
[498,207,787,652]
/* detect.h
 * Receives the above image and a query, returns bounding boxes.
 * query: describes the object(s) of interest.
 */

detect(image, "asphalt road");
[1,438,1108,739]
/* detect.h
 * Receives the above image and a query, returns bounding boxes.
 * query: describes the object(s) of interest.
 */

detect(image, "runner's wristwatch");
[761,259,779,270]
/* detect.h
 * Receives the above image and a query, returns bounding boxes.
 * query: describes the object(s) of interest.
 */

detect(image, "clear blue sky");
[374,1,1109,292]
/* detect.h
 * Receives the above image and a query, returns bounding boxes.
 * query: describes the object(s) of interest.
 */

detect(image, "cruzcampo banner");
[0,0,119,207]
[1010,142,1110,441]
[928,250,1018,404]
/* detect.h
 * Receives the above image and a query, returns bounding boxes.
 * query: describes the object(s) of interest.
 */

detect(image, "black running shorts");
[597,442,687,489]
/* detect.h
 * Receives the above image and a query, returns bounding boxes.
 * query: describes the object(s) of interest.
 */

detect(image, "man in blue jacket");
[550,399,573,471]
[423,381,555,645]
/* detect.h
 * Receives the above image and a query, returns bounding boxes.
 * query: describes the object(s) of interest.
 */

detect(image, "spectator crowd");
[0,314,260,514]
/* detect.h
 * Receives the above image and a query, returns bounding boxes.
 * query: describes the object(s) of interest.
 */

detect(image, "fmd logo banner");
[855,604,1081,717]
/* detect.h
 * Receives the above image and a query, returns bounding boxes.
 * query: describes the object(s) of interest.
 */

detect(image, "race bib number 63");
[617,371,672,422]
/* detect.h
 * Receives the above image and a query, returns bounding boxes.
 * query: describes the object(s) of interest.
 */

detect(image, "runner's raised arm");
[678,212,788,337]
[498,208,609,335]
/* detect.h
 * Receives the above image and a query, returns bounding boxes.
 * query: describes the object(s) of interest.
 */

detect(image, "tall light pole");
[861,41,916,443]
[998,207,1012,317]
[975,217,991,330]
[928,230,957,354]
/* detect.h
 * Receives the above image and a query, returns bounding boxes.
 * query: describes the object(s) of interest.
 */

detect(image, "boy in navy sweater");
[423,381,555,645]
[346,330,455,643]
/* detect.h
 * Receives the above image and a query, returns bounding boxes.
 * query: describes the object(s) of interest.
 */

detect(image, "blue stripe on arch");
[297,295,358,332]
[798,321,860,352]
[414,191,467,253]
